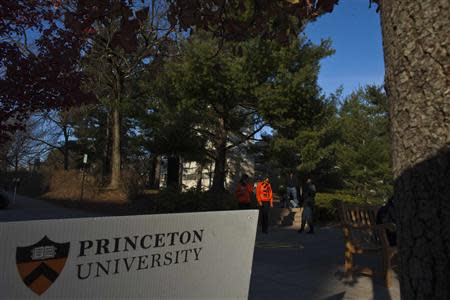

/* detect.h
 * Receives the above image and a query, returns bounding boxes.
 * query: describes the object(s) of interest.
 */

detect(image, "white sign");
[83,154,88,164]
[0,211,258,299]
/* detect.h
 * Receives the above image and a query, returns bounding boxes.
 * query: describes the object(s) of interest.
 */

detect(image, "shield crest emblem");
[16,236,70,296]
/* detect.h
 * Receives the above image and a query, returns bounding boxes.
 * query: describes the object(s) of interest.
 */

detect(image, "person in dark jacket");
[298,178,316,234]
[376,197,397,246]
[235,174,253,209]
[286,171,299,208]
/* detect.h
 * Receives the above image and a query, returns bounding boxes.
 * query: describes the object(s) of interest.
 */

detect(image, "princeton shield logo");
[16,236,70,296]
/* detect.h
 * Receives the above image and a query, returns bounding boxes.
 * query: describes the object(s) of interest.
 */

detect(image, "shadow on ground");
[249,226,400,300]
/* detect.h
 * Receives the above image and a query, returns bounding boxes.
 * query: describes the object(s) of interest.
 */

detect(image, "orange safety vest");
[256,181,273,203]
[235,183,253,204]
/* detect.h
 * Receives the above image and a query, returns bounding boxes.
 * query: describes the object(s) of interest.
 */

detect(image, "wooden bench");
[337,201,397,287]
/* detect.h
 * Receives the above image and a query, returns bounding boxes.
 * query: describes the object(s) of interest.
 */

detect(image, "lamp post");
[80,154,88,201]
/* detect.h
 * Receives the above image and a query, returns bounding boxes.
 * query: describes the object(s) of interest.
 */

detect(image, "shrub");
[147,190,238,214]
[47,170,99,200]
[120,169,145,200]
[0,171,49,198]
[314,191,385,221]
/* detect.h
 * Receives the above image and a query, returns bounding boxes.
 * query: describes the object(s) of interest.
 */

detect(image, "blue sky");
[24,1,382,100]
[304,0,385,97]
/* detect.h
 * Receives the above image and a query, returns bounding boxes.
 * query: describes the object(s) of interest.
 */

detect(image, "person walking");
[286,171,299,208]
[235,174,253,209]
[256,177,273,234]
[298,178,316,234]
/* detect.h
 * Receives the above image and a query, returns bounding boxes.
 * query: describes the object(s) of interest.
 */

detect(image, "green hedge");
[314,191,384,221]
[144,189,385,219]
[0,171,49,198]
[145,190,239,214]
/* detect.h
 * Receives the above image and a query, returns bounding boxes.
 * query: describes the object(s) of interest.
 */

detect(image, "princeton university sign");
[0,211,258,299]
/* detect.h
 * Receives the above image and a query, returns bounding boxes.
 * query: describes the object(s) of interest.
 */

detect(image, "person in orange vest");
[235,174,253,209]
[256,176,273,234]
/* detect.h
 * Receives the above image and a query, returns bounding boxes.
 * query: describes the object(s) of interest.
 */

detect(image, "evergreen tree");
[159,33,268,191]
[336,85,392,199]
[158,33,332,191]
[257,37,336,183]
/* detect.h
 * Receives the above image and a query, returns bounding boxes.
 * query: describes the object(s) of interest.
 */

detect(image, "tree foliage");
[0,0,94,141]
[167,0,339,42]
[263,85,392,200]
[155,32,333,191]
[335,85,392,198]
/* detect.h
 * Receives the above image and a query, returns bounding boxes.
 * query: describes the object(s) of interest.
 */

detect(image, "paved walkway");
[249,226,400,300]
[0,194,100,222]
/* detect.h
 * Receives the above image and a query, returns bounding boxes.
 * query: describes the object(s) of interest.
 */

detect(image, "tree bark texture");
[211,117,228,192]
[148,155,161,189]
[380,0,450,299]
[102,117,111,182]
[109,106,122,189]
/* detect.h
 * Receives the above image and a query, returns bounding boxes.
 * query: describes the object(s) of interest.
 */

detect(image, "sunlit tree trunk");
[380,0,450,298]
[211,117,228,192]
[108,63,125,190]
[62,124,69,171]
[109,105,121,189]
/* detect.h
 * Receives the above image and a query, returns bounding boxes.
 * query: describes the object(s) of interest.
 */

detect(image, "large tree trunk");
[148,155,161,189]
[14,154,19,172]
[102,116,111,183]
[166,156,180,190]
[62,147,69,171]
[108,105,121,189]
[380,1,450,299]
[211,118,228,192]
[178,157,184,190]
[196,162,204,191]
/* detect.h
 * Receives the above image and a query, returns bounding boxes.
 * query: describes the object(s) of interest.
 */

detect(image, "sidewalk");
[249,226,400,300]
[0,194,101,222]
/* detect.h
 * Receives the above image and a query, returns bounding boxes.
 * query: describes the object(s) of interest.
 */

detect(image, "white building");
[159,138,256,191]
